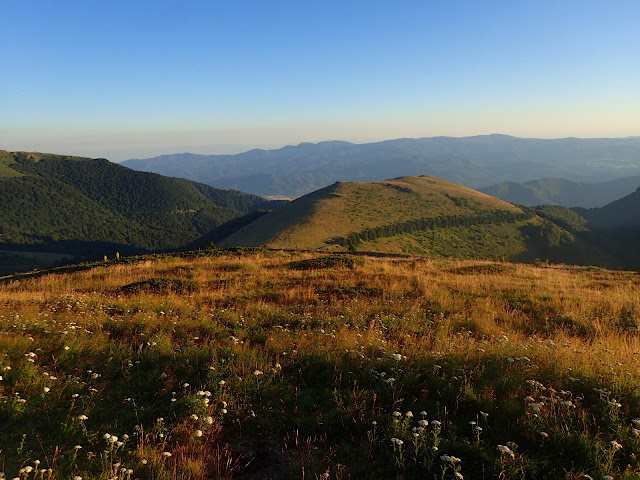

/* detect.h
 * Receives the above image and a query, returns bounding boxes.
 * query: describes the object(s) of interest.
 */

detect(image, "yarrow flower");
[610,440,623,451]
[390,437,404,446]
[440,454,461,464]
[497,445,515,458]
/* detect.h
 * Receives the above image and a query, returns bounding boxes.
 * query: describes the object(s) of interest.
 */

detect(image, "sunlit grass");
[1,249,639,478]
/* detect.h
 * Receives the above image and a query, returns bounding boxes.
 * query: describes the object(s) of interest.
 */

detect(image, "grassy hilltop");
[220,176,616,267]
[1,249,640,479]
[221,176,524,249]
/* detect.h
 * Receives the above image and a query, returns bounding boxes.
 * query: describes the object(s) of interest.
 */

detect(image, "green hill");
[220,176,617,266]
[576,187,640,229]
[0,151,279,271]
[480,176,640,208]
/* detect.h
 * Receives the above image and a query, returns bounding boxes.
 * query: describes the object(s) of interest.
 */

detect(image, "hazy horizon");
[2,1,639,162]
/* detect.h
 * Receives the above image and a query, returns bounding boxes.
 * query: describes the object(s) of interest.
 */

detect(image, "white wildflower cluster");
[389,353,407,361]
[440,454,463,478]
[497,444,515,458]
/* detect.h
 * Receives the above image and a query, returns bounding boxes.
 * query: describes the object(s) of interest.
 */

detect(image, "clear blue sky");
[1,0,639,161]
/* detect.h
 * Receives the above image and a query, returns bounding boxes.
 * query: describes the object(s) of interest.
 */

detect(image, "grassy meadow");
[1,248,640,479]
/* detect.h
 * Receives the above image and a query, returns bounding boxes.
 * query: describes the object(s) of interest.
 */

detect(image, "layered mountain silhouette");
[122,135,640,198]
[480,177,640,208]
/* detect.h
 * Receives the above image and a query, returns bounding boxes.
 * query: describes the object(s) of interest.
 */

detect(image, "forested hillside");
[0,151,279,272]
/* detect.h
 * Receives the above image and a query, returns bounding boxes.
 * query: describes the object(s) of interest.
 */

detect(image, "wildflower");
[162,451,172,457]
[372,420,377,425]
[632,428,640,437]
[190,414,199,421]
[632,418,640,428]
[253,370,263,376]
[74,477,83,480]
[420,410,427,417]
[418,419,429,427]
[218,380,226,386]
[405,411,413,419]
[76,415,88,421]
[480,411,489,420]
[527,402,543,413]
[602,476,614,480]
[454,473,464,480]
[539,432,549,439]
[194,429,203,437]
[205,416,214,425]
[497,445,515,458]
[43,387,50,393]
[74,445,82,450]
[392,411,402,418]
[497,334,508,342]
[221,408,228,414]
[440,454,461,464]
[610,440,622,451]
[431,420,442,427]
[390,353,405,361]
[390,437,404,446]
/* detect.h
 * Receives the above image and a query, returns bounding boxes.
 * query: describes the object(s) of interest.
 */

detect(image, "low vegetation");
[1,249,640,479]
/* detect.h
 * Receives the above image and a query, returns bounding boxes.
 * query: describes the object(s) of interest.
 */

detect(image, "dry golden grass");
[1,250,640,479]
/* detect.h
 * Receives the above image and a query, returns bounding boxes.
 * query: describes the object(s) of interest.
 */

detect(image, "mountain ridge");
[122,135,640,198]
[480,176,640,208]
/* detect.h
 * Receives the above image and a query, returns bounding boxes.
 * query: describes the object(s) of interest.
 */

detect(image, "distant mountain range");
[0,151,281,273]
[479,176,640,208]
[122,135,640,198]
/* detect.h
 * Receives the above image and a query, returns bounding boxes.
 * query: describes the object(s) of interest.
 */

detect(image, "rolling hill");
[219,175,617,267]
[0,151,281,273]
[122,135,640,197]
[479,176,640,208]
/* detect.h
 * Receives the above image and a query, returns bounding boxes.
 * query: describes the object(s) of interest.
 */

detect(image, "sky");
[1,0,639,161]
